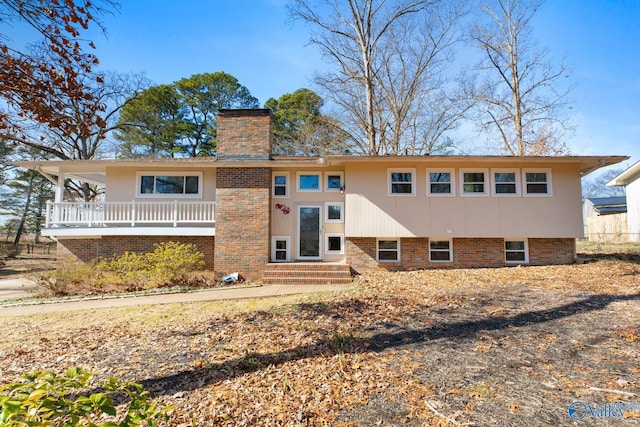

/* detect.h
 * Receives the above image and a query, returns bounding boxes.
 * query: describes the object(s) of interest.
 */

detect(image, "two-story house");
[16,109,628,283]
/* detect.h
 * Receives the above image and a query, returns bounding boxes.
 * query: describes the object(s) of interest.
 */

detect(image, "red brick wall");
[347,237,575,273]
[217,109,273,160]
[529,238,575,265]
[56,236,215,269]
[214,167,271,281]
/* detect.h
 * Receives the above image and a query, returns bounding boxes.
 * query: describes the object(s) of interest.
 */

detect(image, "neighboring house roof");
[585,197,627,215]
[15,155,630,185]
[607,160,640,186]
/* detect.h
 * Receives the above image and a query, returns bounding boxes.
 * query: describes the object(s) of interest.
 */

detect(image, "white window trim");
[271,236,290,262]
[325,233,345,255]
[429,238,453,263]
[522,168,553,197]
[491,169,521,196]
[377,238,401,262]
[459,168,489,196]
[325,201,345,223]
[136,171,203,198]
[325,171,344,192]
[296,171,322,192]
[388,168,416,196]
[426,168,455,196]
[272,172,289,198]
[504,238,529,264]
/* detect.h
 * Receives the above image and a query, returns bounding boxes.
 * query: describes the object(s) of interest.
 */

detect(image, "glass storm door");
[298,205,321,259]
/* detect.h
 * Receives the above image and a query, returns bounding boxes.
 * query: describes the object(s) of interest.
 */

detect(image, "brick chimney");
[214,109,273,281]
[216,109,273,160]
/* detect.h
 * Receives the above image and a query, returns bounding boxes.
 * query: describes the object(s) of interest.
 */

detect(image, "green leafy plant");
[0,367,171,426]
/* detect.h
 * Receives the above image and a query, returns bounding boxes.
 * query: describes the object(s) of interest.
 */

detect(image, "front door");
[298,205,321,260]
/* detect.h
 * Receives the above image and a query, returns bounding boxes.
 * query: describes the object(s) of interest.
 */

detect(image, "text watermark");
[568,401,640,421]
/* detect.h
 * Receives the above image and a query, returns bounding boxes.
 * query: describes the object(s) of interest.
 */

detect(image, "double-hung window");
[523,169,552,196]
[505,239,528,263]
[377,239,400,262]
[273,172,289,198]
[137,172,202,197]
[389,169,416,196]
[460,169,488,195]
[491,169,520,196]
[272,236,290,262]
[430,239,452,262]
[427,169,454,195]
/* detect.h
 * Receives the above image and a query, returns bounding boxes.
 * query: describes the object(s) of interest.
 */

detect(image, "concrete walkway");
[0,277,41,301]
[0,281,353,316]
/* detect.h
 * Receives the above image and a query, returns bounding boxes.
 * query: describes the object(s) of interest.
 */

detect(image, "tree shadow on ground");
[140,292,640,396]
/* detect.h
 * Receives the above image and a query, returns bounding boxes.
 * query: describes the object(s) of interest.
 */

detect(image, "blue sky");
[71,1,640,173]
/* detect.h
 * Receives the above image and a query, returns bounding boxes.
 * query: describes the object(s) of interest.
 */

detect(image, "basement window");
[505,239,528,263]
[377,239,400,262]
[430,239,452,262]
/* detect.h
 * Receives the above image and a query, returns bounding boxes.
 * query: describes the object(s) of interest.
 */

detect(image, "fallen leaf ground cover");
[1,260,639,426]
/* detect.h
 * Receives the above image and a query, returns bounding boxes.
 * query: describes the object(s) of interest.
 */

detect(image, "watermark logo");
[568,401,640,421]
[568,401,588,420]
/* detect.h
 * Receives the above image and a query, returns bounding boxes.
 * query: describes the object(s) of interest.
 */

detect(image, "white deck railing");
[45,200,215,228]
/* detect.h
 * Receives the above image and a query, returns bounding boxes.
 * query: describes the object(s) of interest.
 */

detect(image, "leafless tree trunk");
[467,0,572,156]
[13,172,35,246]
[290,0,464,155]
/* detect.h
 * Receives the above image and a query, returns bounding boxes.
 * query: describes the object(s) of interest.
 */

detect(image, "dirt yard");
[0,253,57,279]
[0,259,638,426]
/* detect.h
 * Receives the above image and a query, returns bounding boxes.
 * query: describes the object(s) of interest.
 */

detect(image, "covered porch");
[15,158,218,237]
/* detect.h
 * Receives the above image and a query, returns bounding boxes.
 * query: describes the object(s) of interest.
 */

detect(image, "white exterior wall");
[627,178,640,242]
[344,161,584,238]
[271,168,346,262]
[104,167,216,202]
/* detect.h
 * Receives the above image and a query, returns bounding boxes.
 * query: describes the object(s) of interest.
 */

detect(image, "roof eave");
[607,160,640,186]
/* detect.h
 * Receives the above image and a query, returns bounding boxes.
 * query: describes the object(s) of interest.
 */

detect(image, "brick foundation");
[347,237,576,273]
[529,238,575,265]
[56,236,215,269]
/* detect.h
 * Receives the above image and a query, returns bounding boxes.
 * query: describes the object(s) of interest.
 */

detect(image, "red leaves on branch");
[0,0,112,138]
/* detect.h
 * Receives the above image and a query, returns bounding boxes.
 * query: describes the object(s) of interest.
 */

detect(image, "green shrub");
[35,242,206,295]
[0,366,170,426]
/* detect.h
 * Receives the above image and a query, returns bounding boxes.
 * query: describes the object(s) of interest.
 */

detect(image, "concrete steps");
[262,262,353,285]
